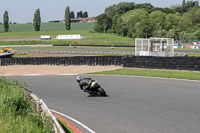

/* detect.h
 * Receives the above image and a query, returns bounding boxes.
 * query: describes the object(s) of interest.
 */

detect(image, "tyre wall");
[1,56,200,71]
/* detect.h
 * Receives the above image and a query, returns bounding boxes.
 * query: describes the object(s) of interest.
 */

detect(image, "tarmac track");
[9,75,200,133]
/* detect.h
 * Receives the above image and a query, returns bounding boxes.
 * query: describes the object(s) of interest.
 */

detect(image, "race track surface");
[10,75,200,133]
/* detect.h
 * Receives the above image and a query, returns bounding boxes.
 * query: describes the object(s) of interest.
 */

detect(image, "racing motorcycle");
[84,80,106,97]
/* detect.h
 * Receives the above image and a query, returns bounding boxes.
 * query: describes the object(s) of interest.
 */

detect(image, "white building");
[56,34,83,40]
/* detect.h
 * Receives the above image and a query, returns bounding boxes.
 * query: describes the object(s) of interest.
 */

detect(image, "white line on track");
[50,109,96,133]
[88,74,200,83]
[2,73,200,83]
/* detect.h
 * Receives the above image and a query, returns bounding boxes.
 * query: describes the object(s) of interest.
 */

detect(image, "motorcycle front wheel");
[97,88,106,96]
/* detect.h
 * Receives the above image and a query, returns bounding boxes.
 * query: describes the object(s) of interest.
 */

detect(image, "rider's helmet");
[76,76,82,83]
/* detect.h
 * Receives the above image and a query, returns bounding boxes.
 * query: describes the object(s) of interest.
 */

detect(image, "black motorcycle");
[84,80,106,97]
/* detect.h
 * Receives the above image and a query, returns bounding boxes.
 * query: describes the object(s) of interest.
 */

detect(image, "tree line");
[2,6,88,32]
[70,11,88,18]
[94,0,200,41]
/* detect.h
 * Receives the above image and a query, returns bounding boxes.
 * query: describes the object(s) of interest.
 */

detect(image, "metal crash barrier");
[28,90,65,133]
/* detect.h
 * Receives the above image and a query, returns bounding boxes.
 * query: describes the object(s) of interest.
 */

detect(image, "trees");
[134,18,153,38]
[76,12,80,18]
[65,6,71,30]
[119,9,149,37]
[70,11,75,18]
[149,11,167,37]
[195,30,200,40]
[165,13,181,30]
[116,2,135,14]
[115,18,128,37]
[172,0,199,14]
[33,9,41,31]
[105,2,135,18]
[77,11,83,18]
[179,12,192,31]
[79,11,83,18]
[135,3,154,13]
[83,12,88,18]
[187,8,200,26]
[94,14,112,33]
[105,4,117,18]
[3,10,9,32]
[94,1,200,41]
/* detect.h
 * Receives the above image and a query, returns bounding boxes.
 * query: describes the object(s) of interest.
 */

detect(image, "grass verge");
[88,68,200,81]
[186,52,200,57]
[57,118,75,133]
[0,77,52,132]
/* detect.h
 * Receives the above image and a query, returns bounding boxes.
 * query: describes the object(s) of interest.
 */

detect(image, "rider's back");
[79,78,93,90]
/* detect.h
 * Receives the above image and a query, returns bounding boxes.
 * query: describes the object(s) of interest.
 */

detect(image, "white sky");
[0,0,185,23]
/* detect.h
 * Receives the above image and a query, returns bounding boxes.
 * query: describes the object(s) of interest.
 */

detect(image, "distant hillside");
[0,22,94,32]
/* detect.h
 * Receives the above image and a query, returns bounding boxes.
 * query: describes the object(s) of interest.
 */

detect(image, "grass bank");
[0,30,134,46]
[0,22,134,46]
[0,77,52,132]
[89,68,200,81]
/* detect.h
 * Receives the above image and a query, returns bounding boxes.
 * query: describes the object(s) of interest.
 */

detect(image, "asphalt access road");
[14,47,135,52]
[14,47,200,54]
[9,75,200,133]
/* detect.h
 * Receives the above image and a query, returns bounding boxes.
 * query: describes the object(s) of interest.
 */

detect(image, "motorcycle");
[83,80,107,97]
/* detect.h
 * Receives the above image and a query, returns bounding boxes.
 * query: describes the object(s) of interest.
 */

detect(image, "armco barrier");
[1,56,200,71]
[27,90,65,133]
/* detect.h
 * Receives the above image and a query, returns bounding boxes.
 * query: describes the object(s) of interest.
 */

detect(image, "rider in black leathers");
[76,76,94,92]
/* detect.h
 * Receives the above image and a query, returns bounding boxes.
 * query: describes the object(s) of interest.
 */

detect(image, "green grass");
[0,22,94,32]
[57,118,75,133]
[0,77,52,133]
[0,31,134,46]
[89,68,200,81]
[186,52,200,57]
[0,22,134,46]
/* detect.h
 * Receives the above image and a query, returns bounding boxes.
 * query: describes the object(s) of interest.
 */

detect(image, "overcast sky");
[0,0,185,23]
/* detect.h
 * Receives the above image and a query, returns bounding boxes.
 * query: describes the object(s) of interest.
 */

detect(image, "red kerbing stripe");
[43,74,57,75]
[53,113,84,133]
[12,74,24,76]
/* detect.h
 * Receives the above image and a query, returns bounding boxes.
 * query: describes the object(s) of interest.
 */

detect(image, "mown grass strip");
[0,77,52,132]
[186,52,200,57]
[0,22,94,32]
[88,68,200,81]
[56,118,75,133]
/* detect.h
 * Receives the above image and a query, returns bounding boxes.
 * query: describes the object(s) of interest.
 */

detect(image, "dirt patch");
[0,65,122,75]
